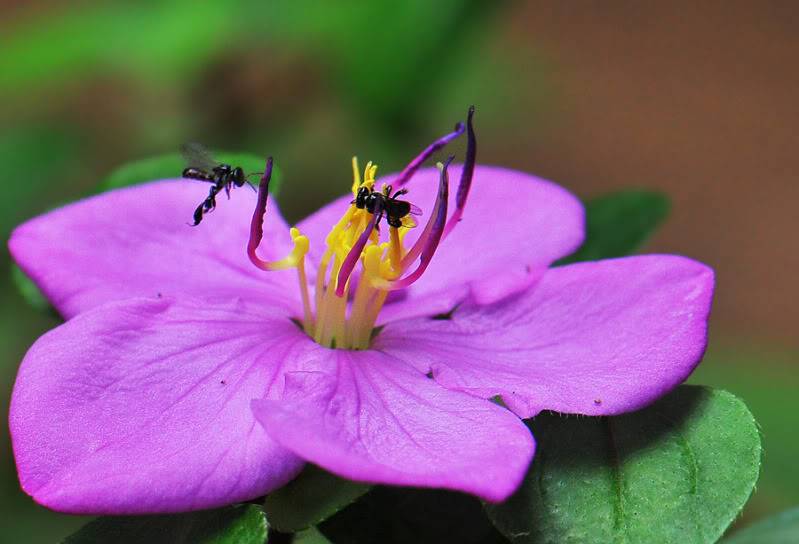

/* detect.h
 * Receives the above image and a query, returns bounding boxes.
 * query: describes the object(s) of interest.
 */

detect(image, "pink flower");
[8,110,713,514]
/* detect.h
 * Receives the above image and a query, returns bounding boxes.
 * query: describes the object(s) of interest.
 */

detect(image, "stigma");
[247,107,476,349]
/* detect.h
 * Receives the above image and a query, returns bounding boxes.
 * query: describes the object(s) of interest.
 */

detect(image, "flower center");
[247,107,475,349]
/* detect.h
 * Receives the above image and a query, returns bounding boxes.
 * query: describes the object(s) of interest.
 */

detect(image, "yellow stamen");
[347,243,383,339]
[351,156,361,195]
[255,158,420,349]
[266,227,309,271]
[295,255,313,333]
[388,226,403,276]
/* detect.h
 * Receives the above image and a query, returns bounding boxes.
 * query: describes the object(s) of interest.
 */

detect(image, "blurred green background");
[1,1,797,542]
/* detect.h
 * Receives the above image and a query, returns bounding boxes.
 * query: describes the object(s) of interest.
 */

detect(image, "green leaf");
[11,264,54,314]
[263,464,371,532]
[294,527,334,544]
[100,151,279,195]
[689,348,799,509]
[556,190,670,265]
[60,504,267,544]
[0,2,234,93]
[0,125,82,237]
[722,506,799,543]
[101,152,184,191]
[485,386,761,544]
[255,1,504,129]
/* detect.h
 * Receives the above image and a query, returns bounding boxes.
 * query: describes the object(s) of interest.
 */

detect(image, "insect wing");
[181,142,218,171]
[398,201,421,228]
[408,202,423,216]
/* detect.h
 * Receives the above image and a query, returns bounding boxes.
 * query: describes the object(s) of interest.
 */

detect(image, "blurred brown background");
[0,1,796,542]
[506,2,799,343]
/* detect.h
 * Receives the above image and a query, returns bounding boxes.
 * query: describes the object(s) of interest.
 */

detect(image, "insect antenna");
[244,172,263,191]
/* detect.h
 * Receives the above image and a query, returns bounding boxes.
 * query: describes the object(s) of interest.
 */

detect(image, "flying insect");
[180,142,256,226]
[353,185,422,229]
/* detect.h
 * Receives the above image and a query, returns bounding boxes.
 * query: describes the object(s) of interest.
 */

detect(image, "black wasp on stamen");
[180,142,258,226]
[352,185,422,229]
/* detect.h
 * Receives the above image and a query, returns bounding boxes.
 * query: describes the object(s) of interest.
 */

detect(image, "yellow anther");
[325,207,356,248]
[267,227,310,271]
[291,227,308,246]
[302,157,421,348]
[361,162,377,189]
[250,155,430,349]
[351,156,361,196]
[351,157,378,195]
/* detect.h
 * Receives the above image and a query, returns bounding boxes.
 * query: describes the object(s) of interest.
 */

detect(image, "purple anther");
[394,122,465,188]
[390,156,451,289]
[443,105,476,239]
[335,198,384,297]
[247,157,274,271]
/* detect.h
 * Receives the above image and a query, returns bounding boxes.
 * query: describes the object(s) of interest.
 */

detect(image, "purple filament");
[443,105,476,239]
[247,157,274,270]
[335,198,384,297]
[394,122,465,188]
[390,156,452,289]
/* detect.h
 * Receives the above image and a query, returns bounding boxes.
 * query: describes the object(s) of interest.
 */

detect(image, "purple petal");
[9,180,301,319]
[252,350,534,503]
[9,297,327,514]
[298,165,585,322]
[375,255,714,418]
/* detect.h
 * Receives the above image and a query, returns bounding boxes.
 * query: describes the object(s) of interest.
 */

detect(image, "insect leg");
[204,185,220,212]
[189,182,221,226]
[191,202,205,226]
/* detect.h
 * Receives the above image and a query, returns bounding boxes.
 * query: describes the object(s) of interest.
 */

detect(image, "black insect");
[180,142,256,226]
[353,185,422,229]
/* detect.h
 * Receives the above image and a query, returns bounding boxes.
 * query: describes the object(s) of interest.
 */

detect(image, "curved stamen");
[394,122,465,187]
[443,105,476,239]
[247,157,275,270]
[373,156,451,290]
[246,109,474,349]
[335,198,384,296]
[248,157,309,271]
[398,153,452,270]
